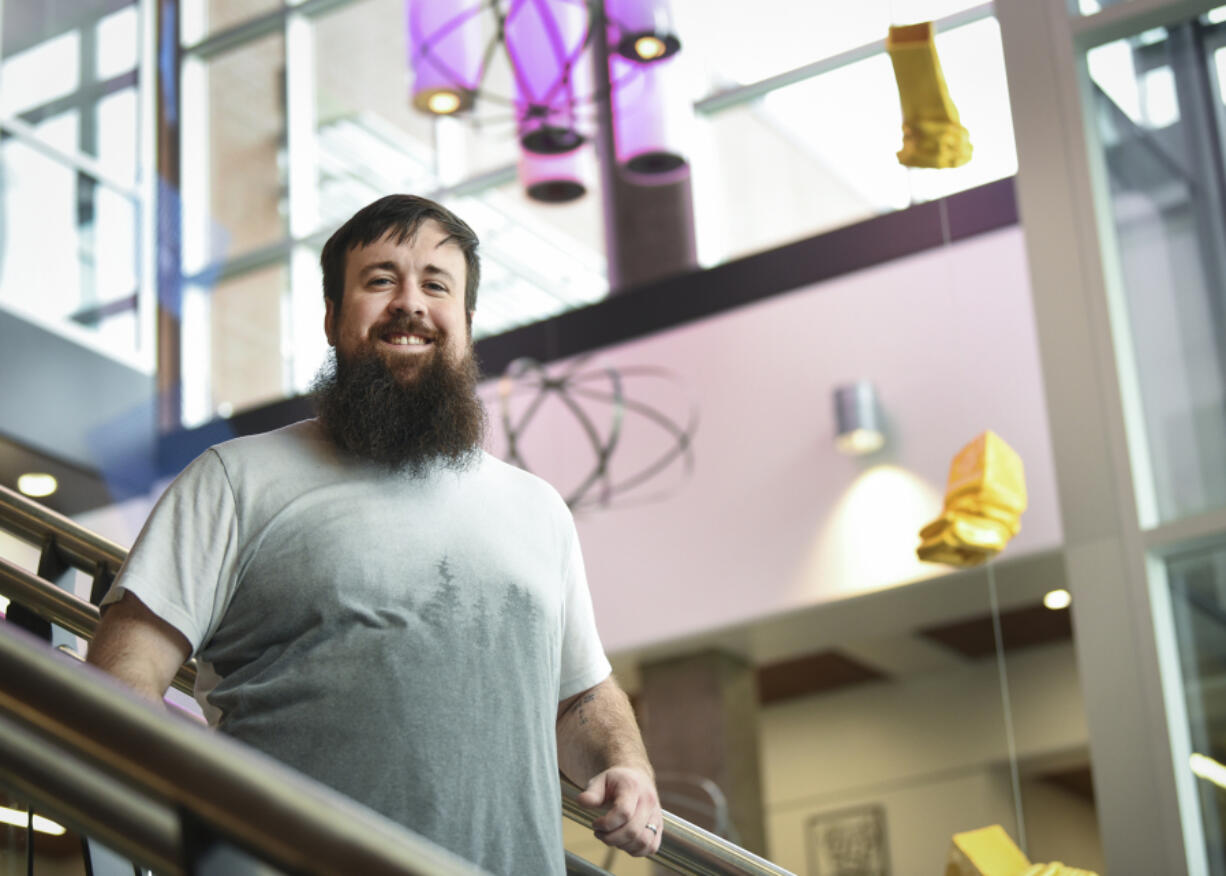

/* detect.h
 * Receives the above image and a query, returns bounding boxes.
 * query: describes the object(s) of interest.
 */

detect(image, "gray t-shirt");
[105,420,611,874]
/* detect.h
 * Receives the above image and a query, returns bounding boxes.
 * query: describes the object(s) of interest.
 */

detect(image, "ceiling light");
[17,473,58,498]
[833,381,886,456]
[0,806,66,836]
[1043,588,1072,611]
[426,90,463,115]
[634,35,668,60]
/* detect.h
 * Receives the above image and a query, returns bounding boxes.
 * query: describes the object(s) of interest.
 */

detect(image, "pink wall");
[479,226,1062,652]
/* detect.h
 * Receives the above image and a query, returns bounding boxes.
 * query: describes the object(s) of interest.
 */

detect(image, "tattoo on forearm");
[577,692,597,725]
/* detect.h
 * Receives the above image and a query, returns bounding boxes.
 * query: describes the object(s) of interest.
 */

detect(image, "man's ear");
[324,298,337,346]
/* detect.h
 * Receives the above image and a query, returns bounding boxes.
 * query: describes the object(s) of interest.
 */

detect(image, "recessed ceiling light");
[427,91,462,114]
[0,806,66,835]
[17,473,58,498]
[1043,588,1072,610]
[634,35,667,60]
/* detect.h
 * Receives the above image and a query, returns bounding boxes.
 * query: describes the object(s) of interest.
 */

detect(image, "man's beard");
[311,336,487,475]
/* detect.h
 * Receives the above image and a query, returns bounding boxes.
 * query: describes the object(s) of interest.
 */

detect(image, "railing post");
[5,535,77,651]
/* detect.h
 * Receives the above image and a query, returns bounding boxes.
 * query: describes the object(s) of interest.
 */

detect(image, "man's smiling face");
[325,219,471,377]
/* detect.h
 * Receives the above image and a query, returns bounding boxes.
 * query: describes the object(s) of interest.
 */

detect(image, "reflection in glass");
[0,30,80,117]
[1167,542,1226,873]
[0,114,140,352]
[206,263,289,418]
[1087,24,1226,523]
[95,5,139,81]
[181,0,285,44]
[181,33,287,267]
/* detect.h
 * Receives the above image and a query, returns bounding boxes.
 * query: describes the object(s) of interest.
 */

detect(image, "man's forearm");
[87,592,191,705]
[557,676,652,785]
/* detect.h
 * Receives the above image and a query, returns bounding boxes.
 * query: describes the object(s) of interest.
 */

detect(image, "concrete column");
[638,650,767,860]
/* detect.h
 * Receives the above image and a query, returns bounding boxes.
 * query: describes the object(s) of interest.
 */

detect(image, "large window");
[1087,14,1226,526]
[1077,5,1226,872]
[0,2,147,361]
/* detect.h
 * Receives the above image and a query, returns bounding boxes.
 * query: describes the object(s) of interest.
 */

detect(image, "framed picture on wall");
[805,804,889,876]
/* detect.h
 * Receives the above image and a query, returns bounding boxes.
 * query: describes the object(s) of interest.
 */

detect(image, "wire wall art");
[496,355,698,511]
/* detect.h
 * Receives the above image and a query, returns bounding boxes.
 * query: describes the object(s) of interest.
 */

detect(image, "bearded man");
[87,195,663,874]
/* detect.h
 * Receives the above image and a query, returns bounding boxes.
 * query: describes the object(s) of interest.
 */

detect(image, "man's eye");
[425,282,447,293]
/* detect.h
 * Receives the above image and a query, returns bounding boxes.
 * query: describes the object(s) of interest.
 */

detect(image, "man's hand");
[557,676,663,858]
[577,765,663,856]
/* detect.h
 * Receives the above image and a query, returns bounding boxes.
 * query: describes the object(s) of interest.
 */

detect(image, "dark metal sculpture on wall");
[496,355,698,510]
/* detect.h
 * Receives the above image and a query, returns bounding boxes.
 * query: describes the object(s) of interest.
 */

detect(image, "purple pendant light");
[606,0,680,62]
[504,0,592,153]
[520,143,595,203]
[407,0,486,115]
[610,53,689,179]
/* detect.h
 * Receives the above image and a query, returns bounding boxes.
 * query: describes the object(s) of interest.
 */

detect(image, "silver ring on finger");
[646,824,658,835]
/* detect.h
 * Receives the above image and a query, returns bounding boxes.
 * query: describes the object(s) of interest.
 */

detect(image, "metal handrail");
[0,484,126,572]
[561,780,792,876]
[0,486,796,876]
[0,621,486,876]
[0,555,198,694]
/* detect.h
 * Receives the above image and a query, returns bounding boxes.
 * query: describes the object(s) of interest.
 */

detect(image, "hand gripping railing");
[0,483,795,876]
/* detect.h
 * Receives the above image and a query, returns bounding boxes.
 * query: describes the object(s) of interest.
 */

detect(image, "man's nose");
[388,280,427,316]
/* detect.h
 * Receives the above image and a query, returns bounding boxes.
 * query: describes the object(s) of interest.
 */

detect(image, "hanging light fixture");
[504,0,592,154]
[833,381,886,456]
[610,53,689,180]
[405,0,690,196]
[606,0,681,62]
[406,0,485,115]
[520,143,595,203]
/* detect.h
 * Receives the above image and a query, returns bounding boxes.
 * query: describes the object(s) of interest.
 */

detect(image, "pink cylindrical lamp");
[519,143,595,203]
[504,0,592,153]
[610,53,689,180]
[606,0,680,62]
[407,0,486,115]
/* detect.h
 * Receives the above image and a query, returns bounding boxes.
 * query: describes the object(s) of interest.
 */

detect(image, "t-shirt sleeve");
[101,448,241,655]
[557,519,612,701]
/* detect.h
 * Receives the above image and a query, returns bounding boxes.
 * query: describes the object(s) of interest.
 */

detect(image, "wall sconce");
[833,381,886,456]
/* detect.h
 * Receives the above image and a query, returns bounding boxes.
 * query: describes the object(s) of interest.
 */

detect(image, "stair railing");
[0,483,794,876]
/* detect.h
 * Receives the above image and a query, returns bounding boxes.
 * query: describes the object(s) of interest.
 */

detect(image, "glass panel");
[207,262,289,416]
[0,29,81,117]
[96,87,138,187]
[95,5,139,81]
[673,0,986,89]
[1086,26,1226,524]
[585,557,1102,874]
[182,0,285,44]
[0,113,140,352]
[1167,541,1226,873]
[182,32,287,266]
[453,180,607,341]
[695,16,1016,264]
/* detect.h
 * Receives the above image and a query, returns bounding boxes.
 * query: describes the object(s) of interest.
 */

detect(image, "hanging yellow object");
[917,431,1027,568]
[887,21,973,168]
[946,826,1030,876]
[944,825,1099,876]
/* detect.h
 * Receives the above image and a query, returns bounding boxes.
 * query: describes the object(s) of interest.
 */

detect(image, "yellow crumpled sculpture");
[945,825,1099,876]
[887,21,973,168]
[917,431,1027,568]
